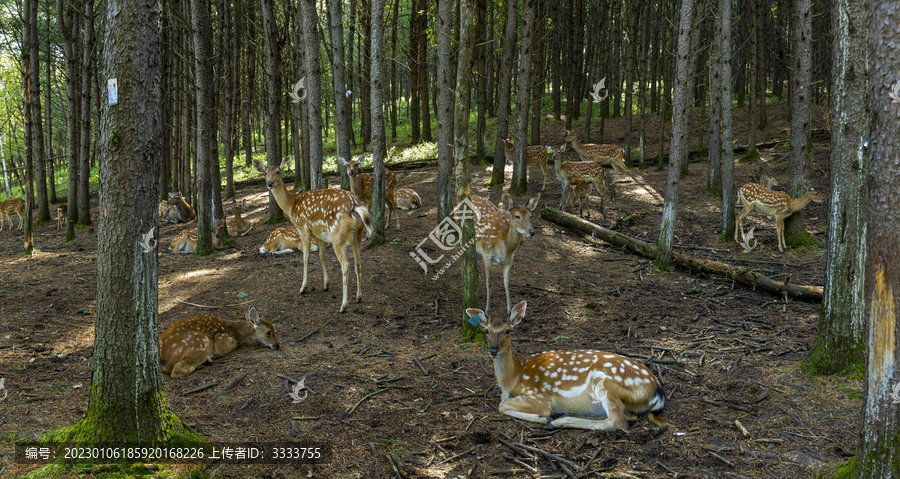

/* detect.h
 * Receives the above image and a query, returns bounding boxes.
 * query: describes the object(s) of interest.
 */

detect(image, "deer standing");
[338,155,401,230]
[473,193,540,317]
[503,139,551,191]
[0,198,24,232]
[253,157,373,313]
[551,146,608,213]
[564,130,628,183]
[226,199,254,236]
[564,177,596,218]
[165,192,196,223]
[735,181,826,253]
[56,204,68,230]
[467,301,666,430]
[394,187,422,210]
[168,216,226,253]
[259,227,319,254]
[159,306,279,379]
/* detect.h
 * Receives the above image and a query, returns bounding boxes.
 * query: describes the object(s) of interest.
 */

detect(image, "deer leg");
[559,182,569,209]
[299,231,311,294]
[482,253,493,319]
[389,193,400,231]
[735,206,751,244]
[776,215,786,253]
[352,230,363,303]
[539,164,547,191]
[333,240,350,313]
[498,395,553,424]
[16,212,23,231]
[550,392,626,430]
[502,259,513,315]
[319,238,330,291]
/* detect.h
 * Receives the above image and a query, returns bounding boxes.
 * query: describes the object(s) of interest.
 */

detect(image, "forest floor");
[0,103,863,479]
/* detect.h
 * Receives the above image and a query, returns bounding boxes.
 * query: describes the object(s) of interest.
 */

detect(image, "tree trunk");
[192,0,215,255]
[222,0,235,199]
[783,0,813,247]
[564,0,583,131]
[360,0,372,144]
[487,0,517,189]
[159,8,171,200]
[61,0,79,242]
[330,0,352,190]
[27,0,49,225]
[301,0,324,190]
[261,0,285,223]
[803,0,868,376]
[706,1,722,194]
[623,1,637,167]
[78,0,95,227]
[45,0,57,205]
[409,0,420,143]
[856,2,900,473]
[435,0,454,219]
[454,0,479,339]
[719,0,735,242]
[747,0,759,153]
[22,0,35,255]
[418,0,431,142]
[390,0,399,140]
[474,0,487,159]
[243,0,256,168]
[530,0,545,147]
[74,0,200,446]
[658,0,702,267]
[369,0,387,245]
[509,0,537,196]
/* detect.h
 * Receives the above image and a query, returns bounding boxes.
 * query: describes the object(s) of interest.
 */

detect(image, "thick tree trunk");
[436,0,454,219]
[804,0,868,376]
[74,0,199,445]
[706,2,722,194]
[509,0,537,196]
[856,2,900,473]
[261,0,285,223]
[63,0,81,240]
[623,1,637,167]
[301,0,324,190]
[783,0,813,247]
[330,0,352,190]
[487,0,517,188]
[22,0,35,254]
[658,0,702,267]
[192,0,215,255]
[78,0,94,227]
[222,0,235,199]
[474,0,487,159]
[369,0,387,245]
[719,0,735,242]
[390,0,399,140]
[530,0,545,147]
[747,0,759,153]
[360,0,372,144]
[243,0,256,168]
[28,0,50,225]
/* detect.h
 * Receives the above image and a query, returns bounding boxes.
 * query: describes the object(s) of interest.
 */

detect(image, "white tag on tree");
[108,78,118,106]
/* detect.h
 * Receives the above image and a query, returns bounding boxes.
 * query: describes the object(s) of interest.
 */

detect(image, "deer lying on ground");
[467,301,667,430]
[254,157,373,313]
[503,139,551,191]
[394,187,422,210]
[551,145,608,214]
[259,227,319,254]
[339,155,400,230]
[159,306,279,379]
[564,130,628,183]
[735,181,826,253]
[164,192,196,223]
[473,193,540,317]
[226,199,253,236]
[168,216,226,253]
[0,198,24,232]
[56,204,68,230]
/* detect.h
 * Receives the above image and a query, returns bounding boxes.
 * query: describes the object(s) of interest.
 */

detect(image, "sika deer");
[0,198,24,231]
[259,227,319,254]
[564,130,628,183]
[254,157,373,312]
[226,199,254,236]
[473,193,540,317]
[159,306,279,379]
[168,216,226,253]
[735,181,826,252]
[503,139,551,191]
[564,178,596,219]
[339,155,401,230]
[394,187,422,210]
[56,204,68,230]
[166,192,196,223]
[551,145,608,212]
[467,301,667,430]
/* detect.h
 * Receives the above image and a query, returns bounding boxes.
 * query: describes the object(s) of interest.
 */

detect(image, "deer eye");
[505,330,510,335]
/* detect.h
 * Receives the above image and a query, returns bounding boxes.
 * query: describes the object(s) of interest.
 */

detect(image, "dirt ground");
[0,104,862,478]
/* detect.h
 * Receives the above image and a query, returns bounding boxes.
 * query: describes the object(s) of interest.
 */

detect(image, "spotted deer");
[253,157,373,313]
[564,130,628,183]
[159,306,279,379]
[226,199,253,236]
[394,187,422,210]
[0,198,24,232]
[473,193,540,318]
[503,139,551,191]
[56,204,68,230]
[168,216,226,253]
[166,192,196,223]
[259,227,319,254]
[338,155,400,230]
[735,181,826,252]
[467,301,667,430]
[737,174,779,208]
[564,177,597,219]
[551,145,608,212]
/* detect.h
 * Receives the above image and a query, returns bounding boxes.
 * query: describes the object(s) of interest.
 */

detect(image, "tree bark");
[474,0,488,159]
[804,0,868,376]
[435,0,454,219]
[45,0,57,205]
[62,0,82,241]
[418,0,431,142]
[509,0,537,197]
[78,0,95,227]
[301,0,324,190]
[856,2,900,473]
[330,0,352,190]
[783,0,813,247]
[243,0,256,168]
[192,0,215,255]
[22,0,35,254]
[487,0,517,188]
[706,1,722,194]
[261,0,285,223]
[409,0,420,143]
[369,0,388,245]
[222,0,235,199]
[657,0,703,267]
[719,0,735,242]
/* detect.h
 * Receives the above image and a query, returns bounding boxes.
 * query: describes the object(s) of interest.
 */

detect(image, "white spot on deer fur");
[522,375,530,380]
[615,376,622,382]
[624,377,634,386]
[604,354,615,359]
[603,362,613,368]
[610,367,617,374]
[642,369,649,376]
[550,372,558,378]
[623,359,632,366]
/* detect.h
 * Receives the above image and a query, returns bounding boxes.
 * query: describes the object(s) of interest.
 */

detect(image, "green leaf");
[237,292,249,298]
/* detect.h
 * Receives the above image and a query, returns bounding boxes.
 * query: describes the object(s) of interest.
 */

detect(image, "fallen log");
[541,207,823,302]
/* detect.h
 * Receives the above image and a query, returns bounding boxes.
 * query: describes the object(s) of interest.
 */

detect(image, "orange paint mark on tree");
[869,264,896,389]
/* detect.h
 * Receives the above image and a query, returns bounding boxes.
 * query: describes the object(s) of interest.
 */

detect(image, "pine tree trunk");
[436,0,454,219]
[30,0,50,224]
[409,0,420,143]
[22,0,35,255]
[856,3,900,473]
[243,0,255,168]
[530,0,545,147]
[222,0,235,199]
[261,0,285,223]
[369,0,388,245]
[623,1,637,167]
[390,0,399,140]
[418,1,431,142]
[747,0,759,152]
[509,0,536,197]
[658,0,701,267]
[301,0,324,189]
[192,0,215,255]
[707,0,723,194]
[487,0,517,188]
[719,0,735,242]
[329,0,352,190]
[46,0,57,205]
[78,0,94,227]
[783,0,813,247]
[804,0,868,376]
[474,0,488,159]
[360,0,372,144]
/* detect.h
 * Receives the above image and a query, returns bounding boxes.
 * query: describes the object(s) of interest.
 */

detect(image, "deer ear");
[466,309,486,328]
[241,199,247,207]
[560,144,567,152]
[501,193,513,211]
[247,306,260,325]
[526,194,541,211]
[169,192,176,199]
[338,156,348,167]
[280,156,290,170]
[252,159,266,174]
[510,301,527,327]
